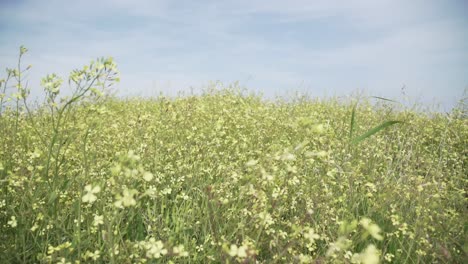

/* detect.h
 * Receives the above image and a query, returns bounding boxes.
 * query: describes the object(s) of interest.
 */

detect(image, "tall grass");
[0,47,467,263]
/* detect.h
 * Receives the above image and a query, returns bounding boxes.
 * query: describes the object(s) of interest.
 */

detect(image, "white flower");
[351,244,380,264]
[93,214,104,226]
[30,223,39,232]
[245,159,258,167]
[258,211,274,227]
[282,153,296,161]
[90,250,101,260]
[56,257,71,264]
[143,171,154,182]
[82,185,101,204]
[173,245,189,257]
[146,238,167,259]
[229,244,247,258]
[114,188,138,208]
[311,124,325,134]
[360,218,383,240]
[304,228,320,243]
[327,237,352,256]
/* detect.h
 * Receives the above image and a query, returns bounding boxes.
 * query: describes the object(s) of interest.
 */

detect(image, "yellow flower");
[229,244,247,258]
[173,245,189,257]
[327,237,352,256]
[114,188,138,208]
[146,238,167,259]
[143,171,154,182]
[258,211,274,227]
[360,218,383,241]
[8,215,17,228]
[351,244,380,264]
[56,257,71,264]
[85,250,101,261]
[311,124,325,134]
[82,185,101,204]
[245,159,258,167]
[304,228,320,243]
[93,214,104,226]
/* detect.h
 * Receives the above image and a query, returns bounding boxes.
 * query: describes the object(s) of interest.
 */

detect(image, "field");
[0,50,467,263]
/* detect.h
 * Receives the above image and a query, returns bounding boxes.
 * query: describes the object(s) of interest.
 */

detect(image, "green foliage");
[349,101,358,140]
[349,98,403,144]
[351,121,403,144]
[0,47,467,263]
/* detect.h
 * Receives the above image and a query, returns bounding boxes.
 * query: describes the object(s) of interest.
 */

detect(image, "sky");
[0,0,467,110]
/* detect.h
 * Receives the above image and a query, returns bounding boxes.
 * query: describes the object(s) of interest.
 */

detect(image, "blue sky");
[1,0,467,110]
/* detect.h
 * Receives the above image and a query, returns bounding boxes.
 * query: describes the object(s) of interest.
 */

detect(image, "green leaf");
[349,101,358,139]
[371,96,399,103]
[351,120,403,144]
[48,190,58,204]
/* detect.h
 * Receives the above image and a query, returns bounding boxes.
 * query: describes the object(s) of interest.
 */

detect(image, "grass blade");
[349,101,358,139]
[371,96,400,103]
[351,120,403,144]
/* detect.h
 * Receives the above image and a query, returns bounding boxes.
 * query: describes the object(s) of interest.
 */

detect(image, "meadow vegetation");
[0,47,467,263]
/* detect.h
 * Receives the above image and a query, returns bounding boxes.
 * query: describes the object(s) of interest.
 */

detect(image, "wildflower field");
[1,48,467,263]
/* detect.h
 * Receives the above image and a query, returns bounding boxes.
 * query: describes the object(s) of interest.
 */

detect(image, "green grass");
[0,47,467,263]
